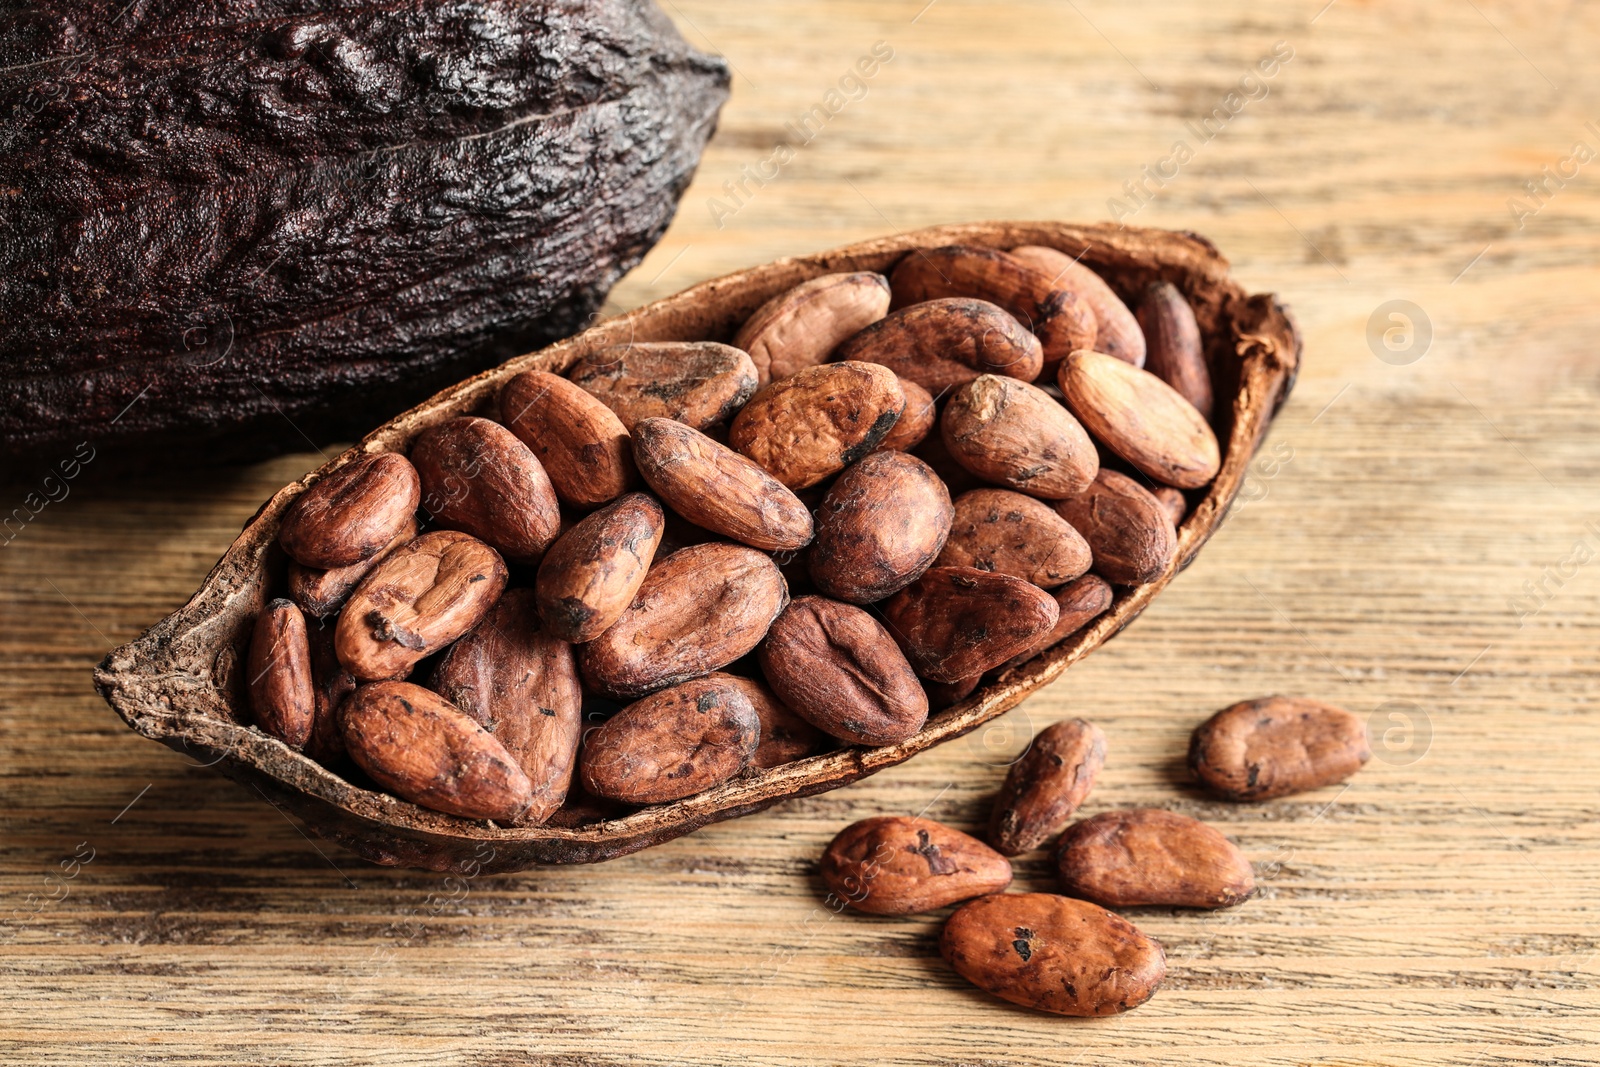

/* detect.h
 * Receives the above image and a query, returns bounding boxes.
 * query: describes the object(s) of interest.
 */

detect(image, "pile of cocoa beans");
[246,243,1220,827]
[822,698,1372,1016]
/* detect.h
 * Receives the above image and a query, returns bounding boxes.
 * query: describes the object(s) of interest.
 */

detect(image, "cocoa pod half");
[728,361,905,490]
[821,816,1012,915]
[1053,470,1176,586]
[941,375,1098,499]
[247,598,315,749]
[1188,696,1370,801]
[535,493,665,643]
[278,452,421,569]
[834,297,1043,390]
[809,451,953,604]
[734,272,891,386]
[569,341,759,430]
[1055,809,1255,909]
[935,488,1092,588]
[987,718,1106,856]
[1010,245,1146,367]
[1137,281,1212,420]
[881,566,1059,682]
[500,370,636,509]
[412,416,561,564]
[1059,350,1220,490]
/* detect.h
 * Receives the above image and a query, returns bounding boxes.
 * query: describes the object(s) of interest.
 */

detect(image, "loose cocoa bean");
[1009,245,1146,367]
[728,361,905,490]
[809,451,953,604]
[935,488,1092,588]
[940,892,1166,1016]
[247,598,315,749]
[340,681,533,821]
[733,271,891,386]
[722,675,830,769]
[278,452,421,569]
[335,530,509,681]
[758,596,929,747]
[1006,573,1114,667]
[941,375,1098,499]
[568,341,759,430]
[412,416,561,564]
[287,515,417,619]
[579,541,789,698]
[1053,470,1176,585]
[834,297,1043,390]
[631,418,813,551]
[577,673,759,804]
[820,816,1012,915]
[987,718,1106,855]
[500,369,636,508]
[1055,809,1255,908]
[875,377,935,453]
[880,566,1059,682]
[1137,281,1212,420]
[535,493,665,643]
[429,589,582,825]
[1059,350,1220,490]
[1152,485,1187,527]
[1189,696,1371,801]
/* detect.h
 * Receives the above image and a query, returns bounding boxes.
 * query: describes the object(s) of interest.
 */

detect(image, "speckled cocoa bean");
[1009,245,1146,368]
[1188,696,1371,801]
[880,566,1059,683]
[834,297,1043,390]
[941,375,1098,499]
[1055,808,1255,909]
[287,515,417,619]
[987,718,1106,856]
[809,451,953,604]
[500,369,636,509]
[568,341,759,430]
[1053,470,1176,586]
[728,361,905,490]
[278,452,421,570]
[722,675,831,769]
[875,377,936,453]
[733,272,892,386]
[935,488,1091,588]
[412,416,561,564]
[535,493,665,643]
[821,816,1012,915]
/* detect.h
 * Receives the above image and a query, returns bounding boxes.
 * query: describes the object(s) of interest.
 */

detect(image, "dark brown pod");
[987,718,1106,855]
[728,361,905,490]
[1152,485,1187,527]
[335,530,509,681]
[535,493,665,643]
[1006,573,1115,668]
[304,620,356,767]
[875,377,936,453]
[941,375,1098,499]
[578,542,789,698]
[1189,696,1371,801]
[500,370,636,509]
[1010,245,1146,367]
[277,452,421,569]
[577,673,759,804]
[834,297,1043,390]
[758,596,929,747]
[722,675,830,769]
[820,816,1012,915]
[733,272,892,386]
[287,516,417,619]
[631,418,813,552]
[429,590,582,825]
[247,598,315,749]
[1138,281,1213,420]
[809,451,954,604]
[880,567,1059,683]
[341,681,532,822]
[935,489,1092,588]
[940,893,1166,1016]
[412,416,561,564]
[1056,809,1255,908]
[568,341,759,430]
[1053,470,1176,585]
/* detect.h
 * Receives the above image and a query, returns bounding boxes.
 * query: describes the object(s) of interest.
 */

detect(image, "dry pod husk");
[568,341,759,430]
[935,489,1092,587]
[834,297,1043,390]
[535,493,665,643]
[1053,470,1176,586]
[809,451,953,604]
[1055,808,1255,909]
[1138,281,1213,420]
[728,361,905,490]
[1059,350,1220,490]
[987,718,1106,856]
[881,566,1059,682]
[941,375,1098,499]
[278,452,421,569]
[247,598,315,749]
[412,416,560,564]
[734,272,891,385]
[820,816,1011,915]
[1009,245,1146,367]
[500,370,636,509]
[1189,696,1371,800]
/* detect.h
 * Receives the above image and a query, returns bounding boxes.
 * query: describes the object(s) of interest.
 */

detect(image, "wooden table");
[4,1,1597,1063]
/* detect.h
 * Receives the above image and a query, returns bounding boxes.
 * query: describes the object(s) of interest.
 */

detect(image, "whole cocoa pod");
[941,375,1098,499]
[578,673,759,803]
[247,598,315,749]
[881,566,1059,682]
[287,515,417,619]
[734,272,891,386]
[1137,281,1212,420]
[809,451,953,604]
[758,596,929,747]
[834,297,1043,390]
[412,416,561,564]
[1009,245,1146,367]
[1188,696,1370,800]
[500,370,636,509]
[1053,470,1176,586]
[728,361,905,490]
[1059,350,1220,490]
[820,816,1012,915]
[535,493,665,643]
[987,718,1106,855]
[568,341,759,430]
[935,489,1091,588]
[1055,809,1255,909]
[579,541,788,698]
[335,530,509,681]
[278,452,421,569]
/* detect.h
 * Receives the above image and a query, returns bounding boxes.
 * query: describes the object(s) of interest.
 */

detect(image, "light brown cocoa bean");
[304,620,355,767]
[941,375,1098,499]
[1053,470,1176,586]
[631,418,813,551]
[579,542,789,698]
[247,598,315,749]
[1137,281,1212,420]
[1055,809,1255,908]
[935,488,1092,587]
[809,451,953,604]
[335,530,509,681]
[758,596,928,747]
[987,718,1106,856]
[1010,245,1146,367]
[875,377,935,453]
[821,816,1012,915]
[278,452,421,569]
[728,361,905,490]
[1007,573,1114,667]
[577,673,759,804]
[880,566,1059,682]
[568,341,759,430]
[1152,485,1187,527]
[733,271,892,386]
[834,297,1043,390]
[1189,696,1371,801]
[887,244,1097,374]
[722,675,830,769]
[940,892,1166,1016]
[535,493,665,643]
[429,589,582,825]
[1059,350,1220,490]
[412,416,561,564]
[500,369,636,508]
[340,681,532,821]
[287,515,417,619]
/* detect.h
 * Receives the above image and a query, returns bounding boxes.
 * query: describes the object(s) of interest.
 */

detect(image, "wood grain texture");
[2,0,1598,1063]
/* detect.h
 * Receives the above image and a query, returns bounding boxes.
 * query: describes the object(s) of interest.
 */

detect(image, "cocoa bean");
[1006,573,1114,667]
[287,515,417,619]
[935,488,1092,587]
[535,493,665,643]
[1152,485,1187,527]
[1053,470,1176,585]
[1009,245,1146,367]
[941,375,1098,499]
[1059,350,1220,490]
[500,369,636,508]
[568,341,759,430]
[728,361,905,490]
[1137,281,1212,420]
[733,272,891,385]
[304,619,355,766]
[722,675,830,769]
[247,598,315,749]
[278,452,421,569]
[834,297,1043,390]
[412,416,561,564]
[987,718,1106,855]
[880,566,1059,682]
[1189,696,1371,800]
[1055,809,1255,908]
[924,674,980,710]
[875,377,935,453]
[820,816,1011,915]
[809,451,953,604]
